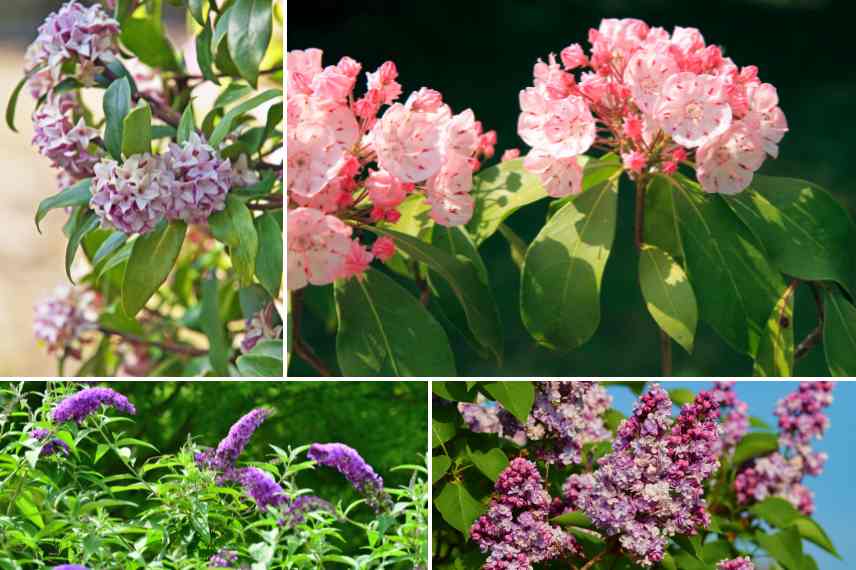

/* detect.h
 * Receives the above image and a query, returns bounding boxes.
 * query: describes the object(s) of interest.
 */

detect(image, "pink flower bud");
[501,148,521,161]
[336,56,362,77]
[371,236,397,262]
[622,150,647,173]
[407,87,444,112]
[560,43,588,70]
[384,209,401,223]
[622,115,643,141]
[661,160,678,174]
[341,241,373,281]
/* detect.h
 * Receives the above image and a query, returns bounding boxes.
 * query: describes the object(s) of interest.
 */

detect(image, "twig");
[290,290,333,377]
[795,283,825,360]
[99,326,207,357]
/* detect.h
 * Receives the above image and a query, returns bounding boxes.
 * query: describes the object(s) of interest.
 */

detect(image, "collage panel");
[432,380,851,570]
[0,380,428,568]
[1,0,285,378]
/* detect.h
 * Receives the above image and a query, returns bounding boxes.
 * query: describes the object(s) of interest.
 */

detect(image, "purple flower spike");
[51,387,135,424]
[208,549,238,568]
[196,408,271,473]
[53,565,90,570]
[30,428,69,457]
[238,467,287,512]
[308,442,391,512]
[283,495,335,527]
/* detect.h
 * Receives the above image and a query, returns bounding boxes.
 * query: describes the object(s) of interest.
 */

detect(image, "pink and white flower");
[287,208,354,290]
[696,118,765,194]
[523,150,583,197]
[653,72,732,148]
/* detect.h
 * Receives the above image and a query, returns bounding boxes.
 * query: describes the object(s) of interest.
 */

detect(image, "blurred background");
[289,0,855,377]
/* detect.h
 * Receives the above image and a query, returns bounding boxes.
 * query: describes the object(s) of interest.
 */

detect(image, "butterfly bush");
[435,381,839,570]
[286,49,496,288]
[517,18,786,196]
[51,386,135,424]
[308,442,393,512]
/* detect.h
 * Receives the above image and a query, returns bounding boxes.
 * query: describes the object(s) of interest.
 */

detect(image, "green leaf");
[122,221,187,316]
[498,223,527,270]
[643,175,682,258]
[428,225,503,364]
[639,244,698,353]
[5,73,31,133]
[209,195,259,286]
[103,77,132,160]
[792,517,839,558]
[671,175,785,356]
[551,511,593,528]
[120,17,180,71]
[520,173,619,350]
[466,158,548,245]
[757,527,803,570]
[195,23,219,85]
[227,0,273,86]
[254,213,282,295]
[823,288,856,376]
[92,231,128,266]
[209,89,281,147]
[236,340,283,377]
[177,103,196,144]
[435,482,484,537]
[65,209,100,282]
[121,102,152,157]
[334,268,456,376]
[188,0,207,25]
[750,497,801,527]
[201,272,229,376]
[700,540,733,564]
[668,388,695,406]
[432,417,456,449]
[468,448,508,481]
[114,0,135,21]
[483,382,534,423]
[728,176,855,294]
[35,179,92,233]
[732,432,779,466]
[754,284,795,376]
[432,455,452,484]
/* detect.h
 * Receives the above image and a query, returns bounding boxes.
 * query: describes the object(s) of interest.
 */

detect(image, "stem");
[290,290,333,377]
[99,326,207,357]
[795,283,825,360]
[579,547,610,570]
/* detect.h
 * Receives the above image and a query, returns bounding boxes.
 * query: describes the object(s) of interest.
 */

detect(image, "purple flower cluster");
[459,381,612,465]
[33,285,98,357]
[240,306,283,354]
[30,428,69,457]
[717,557,754,570]
[90,154,171,235]
[307,442,391,512]
[710,381,749,455]
[162,133,233,224]
[51,387,136,424]
[563,385,721,567]
[208,549,238,568]
[195,408,271,474]
[470,458,578,570]
[283,495,335,527]
[734,382,833,515]
[238,467,287,512]
[32,99,101,181]
[52,565,89,570]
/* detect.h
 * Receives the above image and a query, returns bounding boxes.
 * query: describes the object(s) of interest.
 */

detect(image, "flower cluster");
[51,387,136,425]
[517,18,787,195]
[30,428,69,457]
[208,549,239,568]
[286,49,496,289]
[90,134,236,235]
[717,557,754,570]
[195,408,272,474]
[710,381,749,455]
[470,458,578,570]
[562,385,720,566]
[460,381,612,465]
[307,442,392,512]
[237,466,287,512]
[734,382,833,515]
[32,98,101,182]
[33,285,99,357]
[282,495,335,528]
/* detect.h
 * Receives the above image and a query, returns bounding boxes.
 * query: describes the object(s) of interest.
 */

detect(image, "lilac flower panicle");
[307,442,391,512]
[34,285,98,357]
[30,428,69,457]
[208,549,238,568]
[710,381,749,454]
[471,458,578,569]
[51,387,136,424]
[195,408,271,473]
[162,133,233,224]
[238,467,287,512]
[717,557,754,570]
[90,153,171,235]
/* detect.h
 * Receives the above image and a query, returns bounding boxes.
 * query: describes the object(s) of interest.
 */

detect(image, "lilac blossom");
[717,557,754,570]
[30,428,69,457]
[162,133,233,224]
[238,467,287,512]
[307,442,391,512]
[470,458,578,569]
[51,387,136,424]
[710,381,749,455]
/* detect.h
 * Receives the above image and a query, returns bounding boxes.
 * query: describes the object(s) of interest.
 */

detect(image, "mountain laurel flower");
[238,467,287,512]
[51,387,136,425]
[517,20,786,195]
[371,236,397,262]
[717,558,754,570]
[523,150,583,197]
[90,153,169,235]
[287,207,353,290]
[33,285,99,357]
[32,100,100,180]
[161,133,232,224]
[501,148,521,161]
[308,442,391,512]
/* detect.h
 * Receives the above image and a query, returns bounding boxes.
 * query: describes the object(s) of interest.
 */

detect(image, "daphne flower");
[90,153,169,235]
[696,118,766,194]
[34,285,98,357]
[522,150,582,197]
[32,99,100,179]
[654,72,732,148]
[51,387,136,424]
[161,133,232,224]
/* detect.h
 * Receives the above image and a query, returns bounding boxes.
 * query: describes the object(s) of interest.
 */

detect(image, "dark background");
[290,0,854,377]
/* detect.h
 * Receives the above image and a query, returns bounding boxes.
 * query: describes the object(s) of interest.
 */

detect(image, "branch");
[290,290,334,377]
[99,326,207,357]
[795,283,825,360]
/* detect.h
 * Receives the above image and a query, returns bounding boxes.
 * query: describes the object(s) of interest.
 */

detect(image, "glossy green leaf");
[432,416,456,449]
[754,284,795,376]
[792,517,839,558]
[432,455,452,484]
[122,221,187,316]
[732,432,779,467]
[227,0,273,86]
[195,23,219,85]
[188,0,207,25]
[551,511,593,528]
[121,102,152,157]
[643,174,682,258]
[520,174,619,350]
[35,179,92,233]
[201,272,229,376]
[757,527,803,570]
[92,231,128,266]
[468,448,508,481]
[5,72,32,133]
[668,388,695,406]
[236,340,283,377]
[750,497,801,527]
[435,482,484,537]
[120,17,180,71]
[498,223,527,270]
[823,288,856,376]
[209,89,282,147]
[65,209,100,282]
[254,213,282,295]
[177,103,196,144]
[728,176,855,294]
[103,77,132,160]
[671,175,785,356]
[639,244,698,353]
[209,195,259,287]
[334,268,456,376]
[483,381,534,423]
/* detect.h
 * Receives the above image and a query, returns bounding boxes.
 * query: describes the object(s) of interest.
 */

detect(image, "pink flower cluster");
[718,557,754,570]
[286,49,495,289]
[517,18,787,195]
[32,98,101,182]
[33,285,99,358]
[470,458,578,570]
[460,381,612,465]
[563,385,721,566]
[25,1,119,98]
[710,381,750,455]
[90,133,235,235]
[734,382,833,515]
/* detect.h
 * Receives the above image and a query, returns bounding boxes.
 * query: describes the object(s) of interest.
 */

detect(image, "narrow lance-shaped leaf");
[228,0,273,87]
[65,209,100,282]
[177,103,196,144]
[254,213,282,296]
[196,23,219,85]
[638,244,698,353]
[103,77,132,160]
[201,272,230,376]
[35,179,92,233]
[209,195,259,287]
[209,89,282,147]
[122,221,187,316]
[823,288,856,376]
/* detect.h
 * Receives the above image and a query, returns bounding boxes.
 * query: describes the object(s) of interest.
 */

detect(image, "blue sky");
[605,380,854,570]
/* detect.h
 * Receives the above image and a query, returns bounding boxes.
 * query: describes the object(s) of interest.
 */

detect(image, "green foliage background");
[288,0,855,377]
